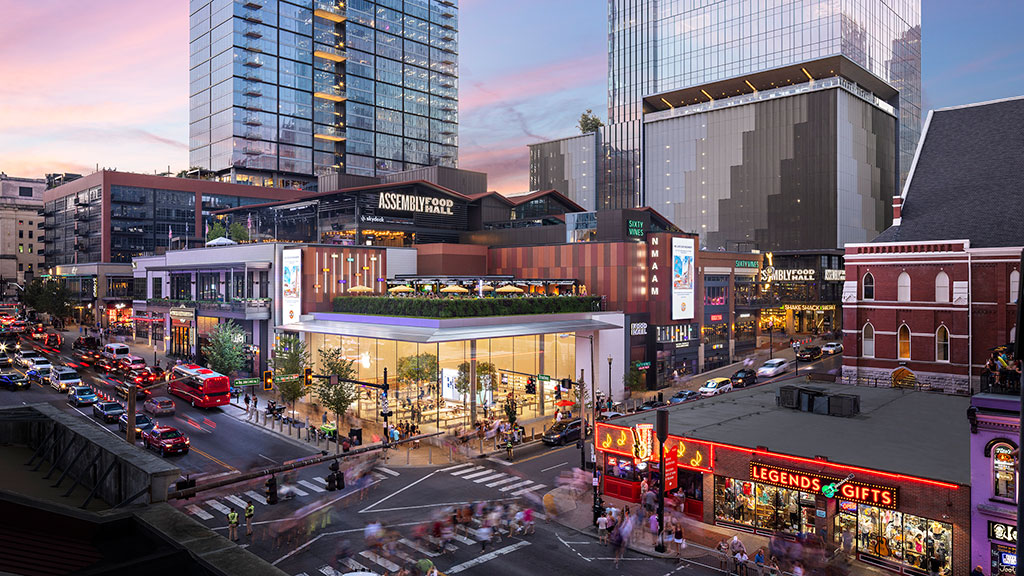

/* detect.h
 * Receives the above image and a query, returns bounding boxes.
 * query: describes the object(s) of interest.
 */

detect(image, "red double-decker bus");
[169,364,230,408]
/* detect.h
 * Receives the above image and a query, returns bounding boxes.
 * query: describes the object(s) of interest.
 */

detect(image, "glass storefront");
[714,476,816,535]
[833,502,952,575]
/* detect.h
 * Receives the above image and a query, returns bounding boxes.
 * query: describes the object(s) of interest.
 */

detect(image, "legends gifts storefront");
[595,421,967,576]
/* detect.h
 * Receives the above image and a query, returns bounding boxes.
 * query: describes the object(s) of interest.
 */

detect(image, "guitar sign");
[821,474,855,498]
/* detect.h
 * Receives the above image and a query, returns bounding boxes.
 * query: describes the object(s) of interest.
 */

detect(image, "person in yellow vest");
[245,501,255,536]
[227,508,240,541]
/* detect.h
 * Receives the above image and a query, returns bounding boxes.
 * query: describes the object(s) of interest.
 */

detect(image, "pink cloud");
[460,53,606,113]
[460,142,533,194]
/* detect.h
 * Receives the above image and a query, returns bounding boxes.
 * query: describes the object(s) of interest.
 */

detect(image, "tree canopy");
[228,222,249,242]
[21,278,73,321]
[314,347,359,451]
[578,109,604,134]
[200,320,247,377]
[207,221,227,240]
[271,335,309,406]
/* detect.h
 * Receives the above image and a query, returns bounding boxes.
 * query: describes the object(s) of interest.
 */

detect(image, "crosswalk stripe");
[453,533,476,546]
[439,462,475,472]
[512,483,547,496]
[376,466,400,476]
[399,538,439,558]
[341,558,370,572]
[450,465,484,477]
[224,495,248,509]
[485,476,521,488]
[360,550,400,572]
[314,476,328,485]
[318,566,340,576]
[461,470,495,480]
[473,473,507,484]
[245,490,266,503]
[391,547,417,565]
[499,480,534,492]
[447,541,532,574]
[299,479,326,493]
[372,472,386,481]
[204,499,231,515]
[185,504,213,520]
[486,456,516,466]
[289,485,309,497]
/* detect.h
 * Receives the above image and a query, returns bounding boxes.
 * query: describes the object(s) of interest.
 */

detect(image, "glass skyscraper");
[188,0,459,189]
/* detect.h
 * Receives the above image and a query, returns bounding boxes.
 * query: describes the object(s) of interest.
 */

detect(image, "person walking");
[227,508,240,541]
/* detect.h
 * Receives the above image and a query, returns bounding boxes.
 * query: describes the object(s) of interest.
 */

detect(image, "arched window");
[936,325,949,362]
[862,323,875,358]
[993,443,1017,501]
[935,271,949,303]
[898,272,911,302]
[898,324,911,359]
[1012,270,1020,304]
[862,273,875,300]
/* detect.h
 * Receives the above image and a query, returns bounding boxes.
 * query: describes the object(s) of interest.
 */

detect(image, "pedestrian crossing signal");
[263,370,273,391]
[303,367,313,387]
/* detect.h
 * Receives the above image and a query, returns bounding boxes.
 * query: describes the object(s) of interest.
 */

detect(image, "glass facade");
[189,0,458,186]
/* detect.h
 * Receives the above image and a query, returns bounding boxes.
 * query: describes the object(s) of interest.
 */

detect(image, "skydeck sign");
[378,192,454,215]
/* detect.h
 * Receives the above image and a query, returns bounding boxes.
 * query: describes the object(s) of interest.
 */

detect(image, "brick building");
[841,96,1024,393]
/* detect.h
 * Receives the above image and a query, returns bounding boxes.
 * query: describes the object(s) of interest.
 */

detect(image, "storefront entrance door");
[171,325,191,358]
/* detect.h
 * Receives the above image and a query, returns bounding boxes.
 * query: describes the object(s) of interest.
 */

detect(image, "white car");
[822,342,844,355]
[757,358,791,378]
[15,349,42,368]
[27,357,52,372]
[698,378,733,396]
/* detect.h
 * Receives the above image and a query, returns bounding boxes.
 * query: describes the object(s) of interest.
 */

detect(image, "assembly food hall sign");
[378,192,454,215]
[750,463,898,508]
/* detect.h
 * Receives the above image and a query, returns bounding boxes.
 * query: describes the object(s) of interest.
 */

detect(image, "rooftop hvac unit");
[812,395,830,415]
[798,388,825,412]
[779,386,799,408]
[829,394,860,417]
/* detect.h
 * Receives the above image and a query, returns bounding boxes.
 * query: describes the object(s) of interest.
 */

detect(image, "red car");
[41,333,63,348]
[141,425,190,457]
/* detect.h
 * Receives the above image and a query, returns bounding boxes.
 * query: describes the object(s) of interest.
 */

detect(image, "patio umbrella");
[440,285,469,293]
[555,399,576,407]
[480,284,494,291]
[388,285,414,293]
[348,285,372,293]
[495,285,524,294]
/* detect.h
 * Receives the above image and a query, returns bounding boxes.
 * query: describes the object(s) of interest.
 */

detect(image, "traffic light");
[303,367,313,387]
[525,376,536,395]
[555,387,562,400]
[265,475,278,505]
[263,370,273,391]
[326,460,340,491]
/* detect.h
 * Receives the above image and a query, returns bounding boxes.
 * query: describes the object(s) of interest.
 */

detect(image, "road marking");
[400,537,438,557]
[511,483,546,496]
[191,446,238,472]
[298,479,326,493]
[376,466,400,476]
[360,471,438,514]
[446,541,531,573]
[438,462,474,473]
[449,465,484,477]
[313,476,328,484]
[474,472,507,484]
[512,444,573,463]
[485,476,521,488]
[453,533,476,545]
[499,480,534,492]
[224,494,248,509]
[258,453,277,464]
[360,550,399,572]
[341,558,370,572]
[391,547,416,565]
[204,499,231,515]
[486,457,515,466]
[460,469,494,480]
[245,490,265,503]
[185,504,213,520]
[318,566,341,576]
[288,485,309,497]
[540,461,568,472]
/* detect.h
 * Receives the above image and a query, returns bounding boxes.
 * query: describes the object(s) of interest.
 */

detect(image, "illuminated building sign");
[595,423,714,473]
[630,322,648,336]
[762,268,816,282]
[824,269,846,281]
[735,260,759,268]
[377,192,454,215]
[750,463,898,508]
[989,521,1018,545]
[631,424,654,461]
[709,314,724,322]
[627,219,645,237]
[657,324,697,343]
[783,304,837,312]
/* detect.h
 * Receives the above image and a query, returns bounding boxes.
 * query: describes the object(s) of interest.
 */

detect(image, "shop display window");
[849,502,952,575]
[605,455,638,482]
[715,476,815,534]
[714,476,755,527]
[993,443,1017,501]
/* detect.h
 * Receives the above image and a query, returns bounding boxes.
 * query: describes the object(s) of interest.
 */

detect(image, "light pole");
[560,332,603,525]
[606,355,612,409]
[768,321,774,360]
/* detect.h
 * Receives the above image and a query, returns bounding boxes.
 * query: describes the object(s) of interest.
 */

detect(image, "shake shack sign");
[378,192,454,215]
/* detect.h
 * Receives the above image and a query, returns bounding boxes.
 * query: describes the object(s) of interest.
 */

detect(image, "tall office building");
[189,0,459,189]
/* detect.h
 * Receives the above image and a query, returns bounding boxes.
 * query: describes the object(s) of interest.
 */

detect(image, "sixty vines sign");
[750,463,898,508]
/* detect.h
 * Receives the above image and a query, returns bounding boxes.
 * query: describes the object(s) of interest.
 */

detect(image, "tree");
[271,335,309,410]
[175,166,205,178]
[21,278,74,325]
[623,365,647,395]
[454,361,497,425]
[200,320,246,377]
[577,109,604,134]
[207,221,226,241]
[314,347,358,452]
[503,394,517,427]
[228,222,249,242]
[396,352,439,409]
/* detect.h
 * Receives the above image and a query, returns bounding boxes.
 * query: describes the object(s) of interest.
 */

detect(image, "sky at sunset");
[1,0,1022,193]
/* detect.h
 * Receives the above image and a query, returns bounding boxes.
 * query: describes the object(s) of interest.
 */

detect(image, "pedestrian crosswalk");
[442,462,547,497]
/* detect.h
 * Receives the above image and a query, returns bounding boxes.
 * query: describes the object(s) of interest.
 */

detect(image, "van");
[50,366,82,392]
[102,343,131,361]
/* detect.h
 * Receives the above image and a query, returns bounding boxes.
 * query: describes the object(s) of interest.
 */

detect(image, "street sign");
[538,374,550,381]
[234,377,258,386]
[277,374,301,383]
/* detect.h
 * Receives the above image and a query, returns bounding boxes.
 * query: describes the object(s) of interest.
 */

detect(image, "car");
[698,377,734,396]
[67,385,99,406]
[757,358,791,378]
[730,369,758,388]
[125,367,157,387]
[29,327,46,340]
[796,346,823,361]
[71,348,102,367]
[26,363,52,383]
[542,419,583,446]
[597,411,625,421]
[145,365,168,382]
[15,349,42,368]
[0,354,11,369]
[669,389,699,403]
[822,342,844,355]
[0,373,30,390]
[634,400,668,412]
[117,412,155,435]
[119,355,146,371]
[92,401,126,423]
[114,381,149,401]
[143,396,176,416]
[50,366,82,392]
[141,426,190,456]
[102,343,131,361]
[72,336,101,352]
[41,333,63,348]
[0,334,19,355]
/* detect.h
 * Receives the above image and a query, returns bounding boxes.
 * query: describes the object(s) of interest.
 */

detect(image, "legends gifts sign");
[750,463,898,508]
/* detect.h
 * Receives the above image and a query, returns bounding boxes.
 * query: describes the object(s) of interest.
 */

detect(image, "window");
[27,245,32,253]
[862,323,874,358]
[18,230,23,238]
[993,443,1017,501]
[935,271,949,303]
[862,273,874,300]
[1012,270,1020,304]
[898,324,911,359]
[18,186,33,197]
[897,272,911,302]
[936,326,949,362]
[18,244,23,253]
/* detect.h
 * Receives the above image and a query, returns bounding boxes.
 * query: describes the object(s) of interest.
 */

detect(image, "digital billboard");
[671,237,695,320]
[282,248,302,324]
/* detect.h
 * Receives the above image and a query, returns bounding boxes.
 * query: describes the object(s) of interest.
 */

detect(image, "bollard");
[428,444,432,465]
[531,427,535,440]
[479,437,484,455]
[407,445,411,465]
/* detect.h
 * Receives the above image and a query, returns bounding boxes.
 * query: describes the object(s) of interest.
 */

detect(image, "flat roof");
[609,382,970,485]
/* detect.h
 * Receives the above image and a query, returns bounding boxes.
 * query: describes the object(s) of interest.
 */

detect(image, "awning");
[277,316,621,343]
[142,261,272,272]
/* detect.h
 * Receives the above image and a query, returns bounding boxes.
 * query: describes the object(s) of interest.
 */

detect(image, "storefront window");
[605,455,638,482]
[850,503,952,575]
[993,444,1017,500]
[714,476,755,527]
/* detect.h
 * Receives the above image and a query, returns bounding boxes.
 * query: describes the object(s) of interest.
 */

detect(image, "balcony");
[243,0,261,8]
[243,115,262,126]
[74,198,89,207]
[243,56,264,68]
[243,26,262,39]
[244,130,262,140]
[313,48,347,63]
[313,126,346,142]
[243,147,262,156]
[242,9,262,24]
[75,229,94,237]
[244,43,263,54]
[75,211,91,221]
[243,84,262,97]
[313,1,347,22]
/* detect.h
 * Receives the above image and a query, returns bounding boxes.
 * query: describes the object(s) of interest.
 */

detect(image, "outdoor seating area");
[981,345,1022,394]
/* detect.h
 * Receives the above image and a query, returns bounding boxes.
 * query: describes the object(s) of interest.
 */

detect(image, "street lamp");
[606,355,612,409]
[559,332,603,525]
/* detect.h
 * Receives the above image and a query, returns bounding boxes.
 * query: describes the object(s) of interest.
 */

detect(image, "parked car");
[93,401,126,423]
[67,385,99,406]
[698,377,733,396]
[15,349,42,368]
[117,412,155,435]
[114,381,149,401]
[634,400,668,412]
[0,373,30,390]
[822,342,844,355]
[542,419,583,446]
[102,343,131,361]
[50,366,82,392]
[141,426,189,456]
[757,358,791,378]
[730,369,758,388]
[72,336,101,352]
[26,362,52,383]
[796,346,823,362]
[143,396,176,416]
[597,411,625,421]
[669,389,699,403]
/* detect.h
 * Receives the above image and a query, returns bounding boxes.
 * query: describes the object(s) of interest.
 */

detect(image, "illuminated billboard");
[671,237,695,320]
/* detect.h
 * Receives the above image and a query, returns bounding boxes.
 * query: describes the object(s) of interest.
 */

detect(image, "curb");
[476,438,544,459]
[225,402,323,454]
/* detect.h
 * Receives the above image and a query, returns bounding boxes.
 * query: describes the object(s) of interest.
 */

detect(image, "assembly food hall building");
[595,381,970,576]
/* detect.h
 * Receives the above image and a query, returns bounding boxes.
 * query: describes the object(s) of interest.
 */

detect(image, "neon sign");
[595,423,714,473]
[750,463,898,508]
